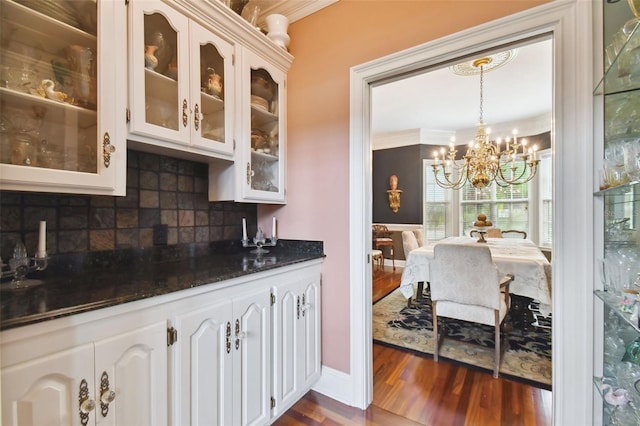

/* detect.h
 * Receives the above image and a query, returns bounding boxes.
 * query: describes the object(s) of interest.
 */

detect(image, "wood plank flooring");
[273,265,553,426]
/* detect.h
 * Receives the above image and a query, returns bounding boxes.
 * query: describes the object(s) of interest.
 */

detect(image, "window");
[539,150,552,248]
[423,159,451,240]
[423,149,552,245]
[460,174,529,237]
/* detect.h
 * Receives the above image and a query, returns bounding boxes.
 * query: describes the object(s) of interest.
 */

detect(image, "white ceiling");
[371,38,553,145]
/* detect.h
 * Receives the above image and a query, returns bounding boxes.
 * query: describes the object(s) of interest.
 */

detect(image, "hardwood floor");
[273,265,553,426]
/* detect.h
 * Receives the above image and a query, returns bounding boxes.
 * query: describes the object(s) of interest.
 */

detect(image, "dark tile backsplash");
[0,149,257,260]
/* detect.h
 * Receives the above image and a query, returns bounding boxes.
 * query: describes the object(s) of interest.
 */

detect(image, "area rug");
[373,288,552,389]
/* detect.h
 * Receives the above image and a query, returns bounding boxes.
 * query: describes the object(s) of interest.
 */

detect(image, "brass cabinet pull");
[301,294,310,317]
[79,378,96,426]
[103,133,116,168]
[182,99,188,127]
[194,103,200,131]
[234,319,246,350]
[99,371,116,417]
[246,163,255,185]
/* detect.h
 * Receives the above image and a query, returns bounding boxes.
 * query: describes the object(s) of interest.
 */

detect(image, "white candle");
[37,221,46,257]
[242,218,247,240]
[272,217,277,238]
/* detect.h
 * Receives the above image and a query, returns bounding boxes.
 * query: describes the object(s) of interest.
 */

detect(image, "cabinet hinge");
[126,108,130,123]
[271,292,276,306]
[167,327,178,346]
[232,54,235,66]
[124,0,129,6]
[271,396,276,409]
[233,139,236,151]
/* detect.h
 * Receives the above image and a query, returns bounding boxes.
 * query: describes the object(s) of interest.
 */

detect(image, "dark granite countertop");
[0,239,324,331]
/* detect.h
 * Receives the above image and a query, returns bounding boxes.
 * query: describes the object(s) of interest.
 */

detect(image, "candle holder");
[241,228,277,254]
[1,242,48,290]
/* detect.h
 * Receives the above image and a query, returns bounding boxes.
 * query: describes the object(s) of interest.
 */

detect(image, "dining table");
[399,236,552,307]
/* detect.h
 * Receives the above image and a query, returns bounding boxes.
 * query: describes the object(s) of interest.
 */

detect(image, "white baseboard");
[311,365,357,407]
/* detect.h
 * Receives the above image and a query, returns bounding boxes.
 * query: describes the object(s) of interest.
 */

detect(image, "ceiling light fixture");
[432,52,539,189]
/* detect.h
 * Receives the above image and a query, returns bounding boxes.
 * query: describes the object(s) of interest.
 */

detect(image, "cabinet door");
[233,288,271,426]
[271,280,302,417]
[272,272,321,417]
[93,320,168,426]
[128,0,190,145]
[0,0,126,195]
[189,21,235,156]
[239,48,286,203]
[172,298,234,426]
[1,343,95,426]
[300,277,322,390]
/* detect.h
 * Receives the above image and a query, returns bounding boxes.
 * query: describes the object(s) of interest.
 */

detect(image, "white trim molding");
[348,1,592,424]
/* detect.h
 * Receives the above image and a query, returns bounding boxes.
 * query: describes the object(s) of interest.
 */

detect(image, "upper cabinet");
[131,0,293,204]
[240,49,286,203]
[0,0,127,195]
[127,0,235,158]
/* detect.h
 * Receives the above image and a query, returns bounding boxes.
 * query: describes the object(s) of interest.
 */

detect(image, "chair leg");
[416,282,424,301]
[493,310,500,378]
[391,247,395,271]
[432,301,439,362]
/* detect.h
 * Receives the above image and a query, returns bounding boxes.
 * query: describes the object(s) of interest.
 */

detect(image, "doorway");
[349,2,593,423]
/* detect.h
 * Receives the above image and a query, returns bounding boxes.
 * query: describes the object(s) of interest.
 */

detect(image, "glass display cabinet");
[128,0,235,158]
[240,48,286,203]
[0,0,126,195]
[593,1,640,424]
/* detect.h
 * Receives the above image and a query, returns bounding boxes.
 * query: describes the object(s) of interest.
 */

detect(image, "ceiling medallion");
[449,49,518,76]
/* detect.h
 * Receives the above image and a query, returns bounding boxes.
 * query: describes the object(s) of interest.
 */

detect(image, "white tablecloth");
[399,236,552,306]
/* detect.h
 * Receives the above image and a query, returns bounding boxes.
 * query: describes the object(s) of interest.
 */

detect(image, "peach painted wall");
[259,0,549,374]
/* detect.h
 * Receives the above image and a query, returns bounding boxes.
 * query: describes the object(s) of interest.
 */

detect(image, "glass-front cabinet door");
[189,21,234,156]
[240,49,286,203]
[0,0,126,195]
[128,0,234,158]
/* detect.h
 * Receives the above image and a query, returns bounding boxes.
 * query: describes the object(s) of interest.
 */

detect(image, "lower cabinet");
[1,259,322,426]
[271,266,321,418]
[1,320,168,426]
[172,286,272,426]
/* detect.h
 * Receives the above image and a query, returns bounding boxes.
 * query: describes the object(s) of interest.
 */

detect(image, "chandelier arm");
[432,165,467,190]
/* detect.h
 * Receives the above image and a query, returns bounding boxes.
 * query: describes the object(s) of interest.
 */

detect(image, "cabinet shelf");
[595,179,640,196]
[0,86,97,128]
[595,290,640,333]
[2,0,97,53]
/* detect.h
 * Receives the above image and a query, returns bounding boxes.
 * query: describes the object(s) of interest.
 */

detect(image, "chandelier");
[432,54,540,189]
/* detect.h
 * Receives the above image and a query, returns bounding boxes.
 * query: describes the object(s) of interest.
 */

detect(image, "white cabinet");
[1,259,322,426]
[127,0,235,158]
[0,0,127,195]
[209,48,288,204]
[172,286,271,426]
[1,320,167,426]
[271,267,321,417]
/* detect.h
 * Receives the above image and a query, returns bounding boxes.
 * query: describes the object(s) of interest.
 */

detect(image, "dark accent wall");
[372,131,550,225]
[372,145,423,224]
[0,149,257,260]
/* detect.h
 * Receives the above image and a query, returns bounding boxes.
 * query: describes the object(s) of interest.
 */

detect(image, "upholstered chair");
[429,243,513,378]
[402,230,426,306]
[412,229,425,247]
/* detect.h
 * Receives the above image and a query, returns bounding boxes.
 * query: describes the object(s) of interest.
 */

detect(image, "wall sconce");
[387,174,402,213]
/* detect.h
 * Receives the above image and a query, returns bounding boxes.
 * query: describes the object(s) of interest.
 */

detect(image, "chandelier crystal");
[432,55,540,189]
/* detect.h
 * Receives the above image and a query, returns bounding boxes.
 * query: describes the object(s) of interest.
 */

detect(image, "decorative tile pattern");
[0,150,257,259]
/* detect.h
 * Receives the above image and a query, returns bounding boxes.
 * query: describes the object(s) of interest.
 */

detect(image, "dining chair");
[402,231,425,306]
[372,224,395,270]
[470,228,502,238]
[412,229,425,247]
[501,229,527,239]
[429,243,514,378]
